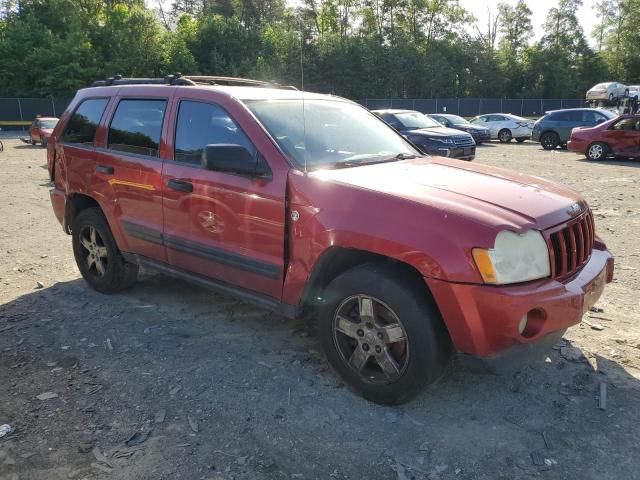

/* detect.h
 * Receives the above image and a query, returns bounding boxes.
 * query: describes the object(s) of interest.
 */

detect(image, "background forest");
[0,0,638,99]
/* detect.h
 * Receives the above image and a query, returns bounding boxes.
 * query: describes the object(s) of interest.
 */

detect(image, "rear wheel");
[586,142,609,161]
[540,131,559,150]
[72,208,138,294]
[498,129,512,143]
[319,263,451,405]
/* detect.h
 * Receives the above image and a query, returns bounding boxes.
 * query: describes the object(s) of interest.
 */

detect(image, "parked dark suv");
[532,108,617,150]
[427,113,491,144]
[373,109,476,160]
[47,75,612,404]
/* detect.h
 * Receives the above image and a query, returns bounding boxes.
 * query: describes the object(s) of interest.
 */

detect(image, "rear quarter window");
[61,98,109,145]
[107,99,167,157]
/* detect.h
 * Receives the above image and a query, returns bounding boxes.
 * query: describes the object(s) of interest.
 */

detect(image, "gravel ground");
[1,137,639,480]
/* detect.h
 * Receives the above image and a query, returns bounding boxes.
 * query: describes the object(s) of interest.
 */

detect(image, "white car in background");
[628,85,640,100]
[586,82,628,102]
[469,113,534,143]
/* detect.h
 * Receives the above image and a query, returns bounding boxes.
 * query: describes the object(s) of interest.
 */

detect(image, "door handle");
[167,179,193,193]
[95,164,114,174]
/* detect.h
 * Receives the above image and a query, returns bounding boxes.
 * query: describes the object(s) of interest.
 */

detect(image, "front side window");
[611,118,638,130]
[61,98,108,145]
[174,101,255,165]
[245,99,419,169]
[107,99,167,157]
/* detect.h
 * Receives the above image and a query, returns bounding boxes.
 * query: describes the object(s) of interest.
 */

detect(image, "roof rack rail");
[90,73,298,90]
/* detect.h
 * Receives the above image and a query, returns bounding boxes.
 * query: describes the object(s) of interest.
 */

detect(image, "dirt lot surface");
[1,136,639,480]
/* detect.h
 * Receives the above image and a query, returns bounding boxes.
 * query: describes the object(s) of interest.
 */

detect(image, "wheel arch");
[296,246,431,320]
[64,193,102,234]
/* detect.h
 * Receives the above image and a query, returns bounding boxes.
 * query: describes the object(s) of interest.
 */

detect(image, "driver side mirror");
[201,144,271,179]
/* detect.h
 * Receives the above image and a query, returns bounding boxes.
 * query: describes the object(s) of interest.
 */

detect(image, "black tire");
[516,138,526,143]
[624,89,629,98]
[318,263,452,405]
[0,140,3,152]
[41,138,48,148]
[586,142,609,161]
[30,136,36,146]
[540,131,559,150]
[609,93,614,102]
[72,208,138,294]
[498,129,512,143]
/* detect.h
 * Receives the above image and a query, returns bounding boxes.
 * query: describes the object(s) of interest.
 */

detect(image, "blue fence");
[357,98,586,117]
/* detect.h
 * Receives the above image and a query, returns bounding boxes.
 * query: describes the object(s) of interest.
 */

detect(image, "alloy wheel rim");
[542,135,554,147]
[500,131,510,141]
[589,144,603,159]
[79,226,108,277]
[332,295,409,384]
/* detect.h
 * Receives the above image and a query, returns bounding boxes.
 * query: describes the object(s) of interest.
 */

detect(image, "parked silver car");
[469,113,534,143]
[586,82,628,102]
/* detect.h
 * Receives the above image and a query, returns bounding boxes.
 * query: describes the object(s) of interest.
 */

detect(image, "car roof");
[370,109,417,114]
[546,108,607,113]
[79,84,350,103]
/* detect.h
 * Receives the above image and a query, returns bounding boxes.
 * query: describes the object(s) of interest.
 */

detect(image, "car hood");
[310,156,585,230]
[405,126,470,138]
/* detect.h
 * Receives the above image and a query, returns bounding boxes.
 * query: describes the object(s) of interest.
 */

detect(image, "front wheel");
[498,129,512,143]
[319,263,452,405]
[540,131,559,150]
[72,208,139,294]
[586,142,609,161]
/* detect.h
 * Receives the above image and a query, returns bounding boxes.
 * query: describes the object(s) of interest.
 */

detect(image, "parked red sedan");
[568,115,640,161]
[28,116,59,147]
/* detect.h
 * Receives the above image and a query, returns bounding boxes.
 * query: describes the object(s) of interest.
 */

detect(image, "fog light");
[517,314,528,334]
[518,308,546,338]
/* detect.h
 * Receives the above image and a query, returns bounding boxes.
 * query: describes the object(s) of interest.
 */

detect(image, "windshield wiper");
[327,153,417,169]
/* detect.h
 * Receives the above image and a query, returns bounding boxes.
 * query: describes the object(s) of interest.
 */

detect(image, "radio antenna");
[299,18,307,174]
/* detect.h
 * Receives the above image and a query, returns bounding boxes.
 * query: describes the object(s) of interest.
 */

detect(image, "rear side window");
[108,99,167,157]
[174,101,255,165]
[61,98,108,145]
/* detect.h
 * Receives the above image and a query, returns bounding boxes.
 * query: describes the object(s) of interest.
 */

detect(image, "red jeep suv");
[47,75,614,404]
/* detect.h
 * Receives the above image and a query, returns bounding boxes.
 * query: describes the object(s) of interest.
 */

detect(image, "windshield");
[445,115,469,125]
[395,112,441,129]
[245,99,419,169]
[593,83,609,89]
[40,119,58,129]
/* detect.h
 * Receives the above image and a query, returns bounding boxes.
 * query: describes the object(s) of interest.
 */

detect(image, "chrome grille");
[452,135,474,146]
[546,210,595,278]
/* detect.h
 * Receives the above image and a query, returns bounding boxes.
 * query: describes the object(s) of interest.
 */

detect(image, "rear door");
[485,115,506,136]
[94,95,171,261]
[161,96,287,299]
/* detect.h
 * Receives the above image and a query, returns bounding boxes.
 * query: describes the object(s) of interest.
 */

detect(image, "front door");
[161,99,286,299]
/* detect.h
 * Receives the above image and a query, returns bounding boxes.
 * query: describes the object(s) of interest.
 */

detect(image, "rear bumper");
[426,248,614,358]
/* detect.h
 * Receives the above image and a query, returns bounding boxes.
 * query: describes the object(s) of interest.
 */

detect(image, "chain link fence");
[0,97,72,130]
[357,98,586,117]
[0,96,587,130]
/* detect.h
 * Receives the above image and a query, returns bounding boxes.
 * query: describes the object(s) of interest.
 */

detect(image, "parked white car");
[469,113,534,143]
[586,82,628,102]
[628,85,640,100]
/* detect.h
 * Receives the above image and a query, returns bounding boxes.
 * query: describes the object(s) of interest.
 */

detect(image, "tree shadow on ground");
[1,276,639,480]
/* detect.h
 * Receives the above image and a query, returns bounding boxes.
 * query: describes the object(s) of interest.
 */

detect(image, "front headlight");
[431,137,454,145]
[472,230,550,284]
